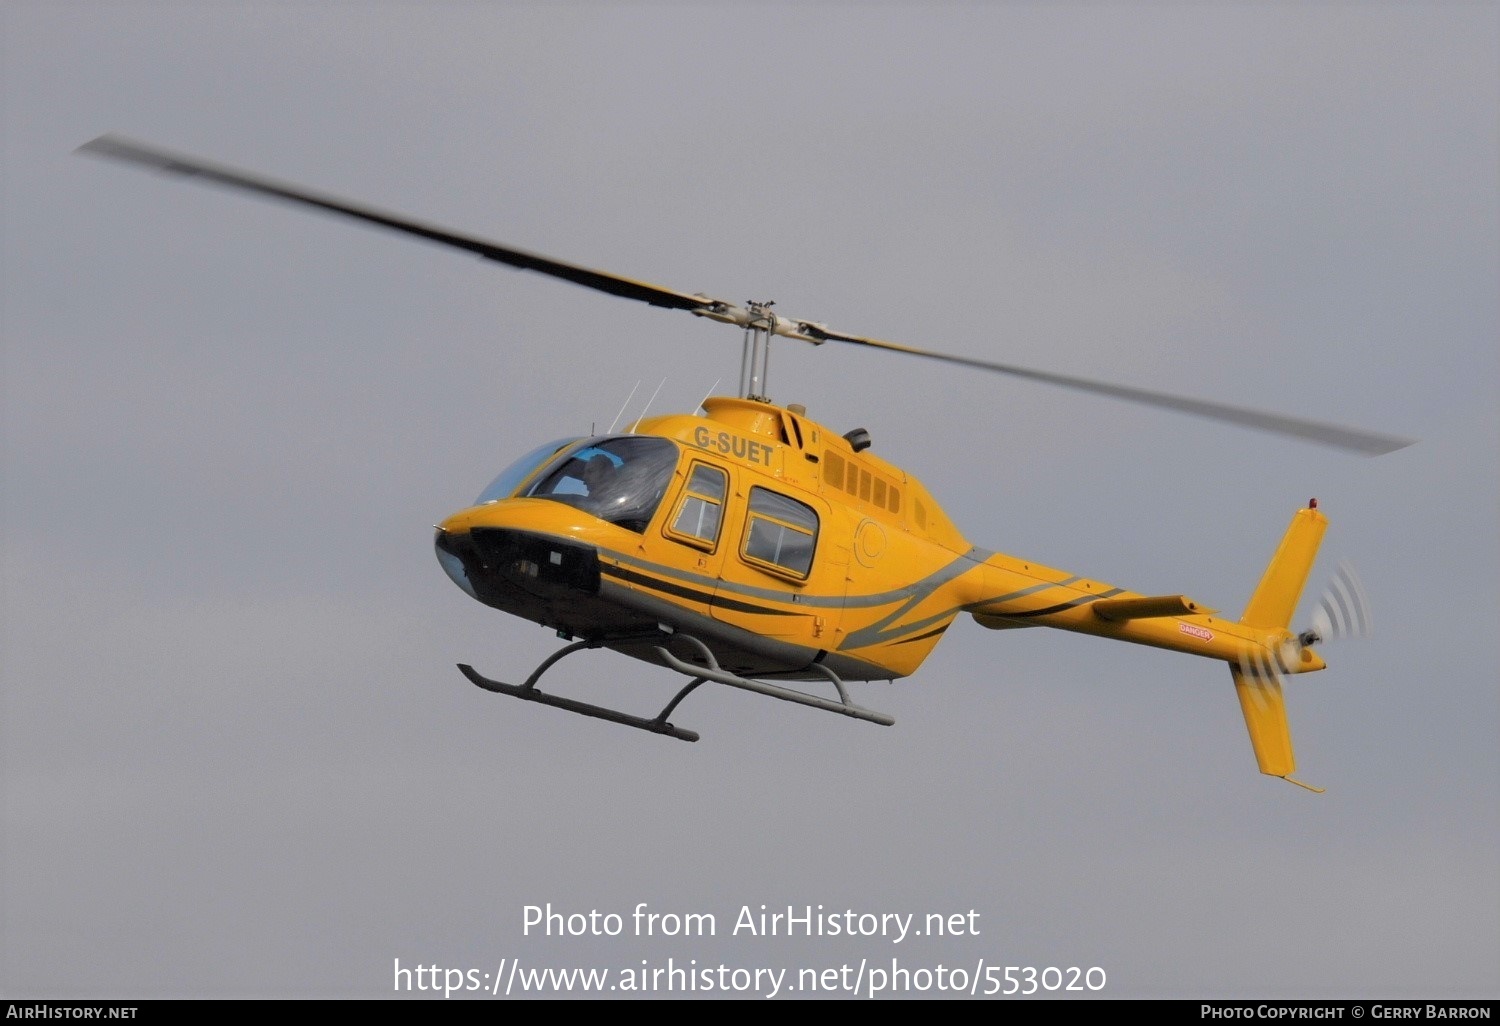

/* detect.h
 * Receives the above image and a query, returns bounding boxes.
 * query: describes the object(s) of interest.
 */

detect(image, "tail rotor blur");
[1237,560,1371,683]
[1302,560,1373,647]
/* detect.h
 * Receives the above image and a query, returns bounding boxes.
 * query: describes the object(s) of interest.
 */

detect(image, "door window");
[667,462,728,550]
[742,487,818,579]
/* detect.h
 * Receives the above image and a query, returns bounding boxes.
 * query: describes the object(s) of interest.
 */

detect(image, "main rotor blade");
[80,134,1415,456]
[803,326,1415,456]
[76,134,717,313]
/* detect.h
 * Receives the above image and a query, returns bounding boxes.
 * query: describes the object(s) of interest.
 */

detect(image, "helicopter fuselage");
[435,396,962,682]
[434,396,1317,686]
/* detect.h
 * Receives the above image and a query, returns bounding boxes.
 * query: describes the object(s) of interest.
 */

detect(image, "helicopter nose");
[434,505,603,604]
[434,526,480,600]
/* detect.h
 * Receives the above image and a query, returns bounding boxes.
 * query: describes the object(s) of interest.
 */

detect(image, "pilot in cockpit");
[582,453,617,497]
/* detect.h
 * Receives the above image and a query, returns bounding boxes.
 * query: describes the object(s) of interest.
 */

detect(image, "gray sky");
[3,2,1496,1001]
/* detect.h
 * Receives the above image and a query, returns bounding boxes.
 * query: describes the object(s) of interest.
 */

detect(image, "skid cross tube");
[654,633,895,727]
[459,631,894,740]
[459,639,700,742]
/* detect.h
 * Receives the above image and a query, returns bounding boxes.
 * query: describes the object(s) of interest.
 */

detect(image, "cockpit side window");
[526,436,678,533]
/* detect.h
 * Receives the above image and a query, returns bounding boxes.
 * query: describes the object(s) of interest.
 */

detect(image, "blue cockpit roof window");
[474,437,582,505]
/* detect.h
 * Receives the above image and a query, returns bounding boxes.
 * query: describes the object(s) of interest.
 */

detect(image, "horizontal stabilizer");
[1091,594,1215,621]
[970,612,1038,631]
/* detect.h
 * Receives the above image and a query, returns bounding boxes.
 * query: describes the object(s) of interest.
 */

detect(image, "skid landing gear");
[459,632,895,742]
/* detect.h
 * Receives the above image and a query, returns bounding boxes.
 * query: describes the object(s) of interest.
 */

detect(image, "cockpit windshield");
[525,435,679,533]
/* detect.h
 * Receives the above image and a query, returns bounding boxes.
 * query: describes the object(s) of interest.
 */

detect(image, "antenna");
[606,381,641,434]
[630,379,667,433]
[697,378,722,414]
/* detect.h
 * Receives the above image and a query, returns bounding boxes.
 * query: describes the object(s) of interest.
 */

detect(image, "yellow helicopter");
[79,135,1411,790]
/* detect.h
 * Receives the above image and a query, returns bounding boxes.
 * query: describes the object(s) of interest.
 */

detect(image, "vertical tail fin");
[1233,502,1328,790]
[1242,504,1328,630]
[1230,663,1298,777]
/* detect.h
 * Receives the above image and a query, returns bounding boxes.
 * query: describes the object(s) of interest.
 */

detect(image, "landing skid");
[459,633,895,742]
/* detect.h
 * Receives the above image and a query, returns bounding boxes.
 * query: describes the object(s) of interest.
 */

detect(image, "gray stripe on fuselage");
[840,575,1093,650]
[834,557,1045,650]
[599,543,992,612]
[997,588,1125,618]
[599,543,1106,652]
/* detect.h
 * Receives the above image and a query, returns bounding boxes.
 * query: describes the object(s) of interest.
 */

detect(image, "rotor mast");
[691,298,825,403]
[741,301,773,401]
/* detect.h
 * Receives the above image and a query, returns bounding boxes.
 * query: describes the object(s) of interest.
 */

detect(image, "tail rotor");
[1238,560,1372,680]
[1301,560,1373,648]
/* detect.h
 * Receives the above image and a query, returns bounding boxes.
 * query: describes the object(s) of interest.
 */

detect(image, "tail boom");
[969,579,1287,668]
[963,501,1331,787]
